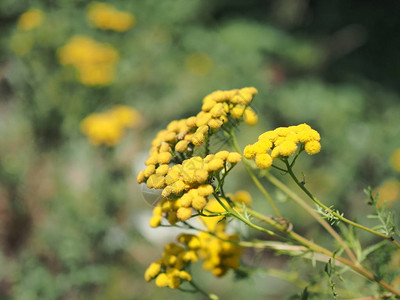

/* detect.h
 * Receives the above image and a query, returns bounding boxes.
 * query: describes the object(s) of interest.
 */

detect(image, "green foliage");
[0,0,400,299]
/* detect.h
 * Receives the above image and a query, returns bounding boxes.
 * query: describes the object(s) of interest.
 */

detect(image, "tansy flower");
[81,106,140,146]
[137,88,257,225]
[374,180,400,208]
[144,234,200,289]
[244,123,321,169]
[87,2,135,32]
[58,36,119,86]
[229,190,252,205]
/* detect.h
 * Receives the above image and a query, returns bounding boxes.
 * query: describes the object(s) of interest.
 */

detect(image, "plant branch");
[283,159,400,249]
[263,171,358,264]
[244,208,400,296]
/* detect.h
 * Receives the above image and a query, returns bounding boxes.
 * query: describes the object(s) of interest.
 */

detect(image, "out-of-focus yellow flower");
[198,199,243,277]
[375,180,400,208]
[10,33,35,56]
[17,8,44,31]
[185,52,213,76]
[87,2,135,32]
[58,36,119,86]
[390,148,400,173]
[228,190,252,205]
[80,106,140,146]
[144,234,198,289]
[111,105,141,128]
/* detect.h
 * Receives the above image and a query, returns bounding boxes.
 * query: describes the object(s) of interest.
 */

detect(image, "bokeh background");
[1,1,400,299]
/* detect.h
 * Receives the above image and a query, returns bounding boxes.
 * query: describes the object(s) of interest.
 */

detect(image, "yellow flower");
[215,150,229,160]
[258,131,278,143]
[206,158,225,172]
[227,152,242,164]
[374,180,400,208]
[245,124,321,169]
[144,263,161,282]
[80,113,123,146]
[243,107,258,125]
[156,164,170,176]
[243,145,256,159]
[175,140,189,152]
[155,273,169,287]
[138,88,259,227]
[192,196,207,210]
[304,140,321,155]
[58,36,119,86]
[278,141,298,156]
[80,106,140,146]
[200,199,226,231]
[17,9,44,31]
[158,152,173,164]
[230,105,245,119]
[149,215,162,228]
[177,207,192,221]
[229,190,252,205]
[87,2,135,32]
[255,153,273,169]
[111,105,141,128]
[390,148,400,172]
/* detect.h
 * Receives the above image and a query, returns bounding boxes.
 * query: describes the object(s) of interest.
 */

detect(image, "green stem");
[213,193,278,237]
[245,208,400,297]
[229,130,282,217]
[284,159,400,249]
[188,280,218,299]
[264,172,358,264]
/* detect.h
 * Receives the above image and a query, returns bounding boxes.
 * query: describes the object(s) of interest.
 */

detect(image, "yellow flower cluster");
[201,87,259,126]
[141,87,258,159]
[87,2,135,32]
[58,36,119,86]
[80,105,140,146]
[145,200,243,288]
[144,234,199,289]
[137,88,258,225]
[227,190,252,205]
[139,151,242,227]
[17,8,44,31]
[244,123,321,169]
[198,200,243,277]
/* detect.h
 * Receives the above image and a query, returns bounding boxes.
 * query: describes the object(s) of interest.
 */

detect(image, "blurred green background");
[1,0,400,299]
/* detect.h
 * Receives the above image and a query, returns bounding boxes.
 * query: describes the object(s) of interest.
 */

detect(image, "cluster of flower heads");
[140,88,259,287]
[244,123,321,169]
[138,88,258,159]
[137,88,258,224]
[87,2,135,32]
[139,151,242,227]
[80,105,140,146]
[144,234,198,289]
[144,198,245,288]
[58,36,119,86]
